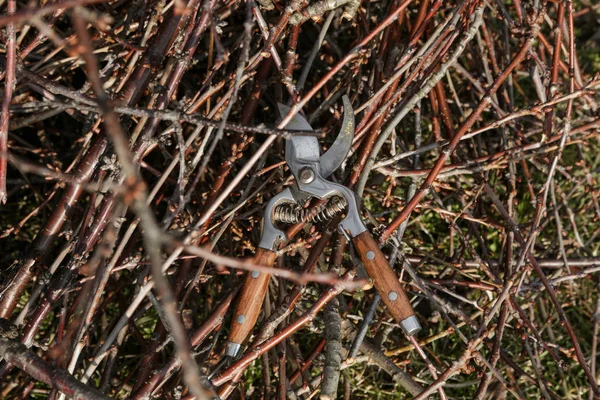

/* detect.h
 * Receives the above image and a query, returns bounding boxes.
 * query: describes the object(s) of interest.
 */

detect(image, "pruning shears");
[225,96,421,358]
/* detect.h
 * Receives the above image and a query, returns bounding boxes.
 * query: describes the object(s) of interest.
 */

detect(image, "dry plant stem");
[0,0,107,27]
[69,217,140,374]
[140,0,248,234]
[395,226,527,398]
[59,224,121,378]
[408,336,447,400]
[0,339,110,400]
[484,184,600,395]
[166,4,254,253]
[119,0,203,105]
[474,304,508,399]
[182,245,361,289]
[352,0,461,143]
[0,0,200,321]
[80,284,155,384]
[542,2,564,144]
[347,293,379,361]
[46,101,319,138]
[296,11,335,92]
[198,0,254,185]
[70,10,213,399]
[477,3,599,396]
[276,340,287,399]
[381,106,433,394]
[356,3,484,200]
[289,339,326,386]
[130,290,236,399]
[98,324,128,394]
[591,280,600,400]
[358,337,423,396]
[413,334,486,400]
[280,0,415,126]
[284,25,300,93]
[380,5,537,241]
[0,136,107,319]
[351,0,441,149]
[349,67,400,188]
[354,2,458,116]
[122,238,187,389]
[289,0,351,25]
[129,0,212,145]
[372,86,595,170]
[193,60,271,236]
[131,159,229,390]
[0,0,16,204]
[320,296,341,399]
[255,218,340,344]
[261,0,303,53]
[290,338,319,393]
[252,4,298,100]
[524,337,553,399]
[377,130,598,180]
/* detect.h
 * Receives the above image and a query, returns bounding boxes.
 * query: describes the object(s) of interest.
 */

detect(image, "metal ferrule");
[225,341,242,358]
[400,315,421,336]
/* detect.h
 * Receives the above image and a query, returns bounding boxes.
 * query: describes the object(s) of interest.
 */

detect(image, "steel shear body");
[225,96,421,357]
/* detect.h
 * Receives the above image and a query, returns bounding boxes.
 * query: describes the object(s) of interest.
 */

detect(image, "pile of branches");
[1,0,600,398]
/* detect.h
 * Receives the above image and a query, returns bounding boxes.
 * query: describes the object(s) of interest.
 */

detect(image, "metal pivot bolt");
[298,167,315,184]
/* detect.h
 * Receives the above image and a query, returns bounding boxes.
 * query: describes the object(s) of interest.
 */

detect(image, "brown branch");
[0,338,111,400]
[0,0,17,203]
[380,5,541,241]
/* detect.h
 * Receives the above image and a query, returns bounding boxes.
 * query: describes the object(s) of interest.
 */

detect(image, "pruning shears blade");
[277,103,321,169]
[319,95,354,178]
[277,103,313,131]
[276,95,355,178]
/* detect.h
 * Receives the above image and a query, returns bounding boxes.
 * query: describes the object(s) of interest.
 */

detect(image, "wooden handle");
[352,231,416,323]
[228,248,277,347]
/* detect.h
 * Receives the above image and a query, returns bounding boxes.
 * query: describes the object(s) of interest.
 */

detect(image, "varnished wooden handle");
[228,248,277,348]
[352,231,416,324]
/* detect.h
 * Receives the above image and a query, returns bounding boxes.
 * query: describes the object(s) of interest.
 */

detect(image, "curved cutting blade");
[319,95,354,178]
[277,103,313,131]
[277,96,355,178]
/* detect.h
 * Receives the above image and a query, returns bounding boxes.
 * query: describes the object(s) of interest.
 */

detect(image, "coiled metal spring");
[272,196,347,224]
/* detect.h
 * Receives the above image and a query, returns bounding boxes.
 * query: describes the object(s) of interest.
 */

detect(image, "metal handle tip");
[400,316,421,336]
[225,342,242,358]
